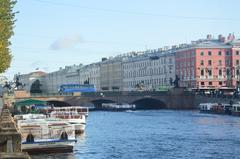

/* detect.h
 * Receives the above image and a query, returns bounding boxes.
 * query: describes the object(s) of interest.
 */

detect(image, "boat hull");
[22,140,76,154]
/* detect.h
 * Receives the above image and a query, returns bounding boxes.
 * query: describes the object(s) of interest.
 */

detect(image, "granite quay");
[0,107,30,159]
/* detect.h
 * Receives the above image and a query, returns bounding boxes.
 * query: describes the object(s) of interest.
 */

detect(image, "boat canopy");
[15,99,47,107]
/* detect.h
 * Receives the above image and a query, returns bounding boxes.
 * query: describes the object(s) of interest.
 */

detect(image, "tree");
[30,80,42,93]
[0,0,17,73]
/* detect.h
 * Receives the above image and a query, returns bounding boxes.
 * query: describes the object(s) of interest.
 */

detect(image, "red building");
[175,34,240,89]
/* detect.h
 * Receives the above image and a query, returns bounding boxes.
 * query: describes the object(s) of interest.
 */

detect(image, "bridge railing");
[80,91,169,97]
[30,92,73,97]
[29,90,193,98]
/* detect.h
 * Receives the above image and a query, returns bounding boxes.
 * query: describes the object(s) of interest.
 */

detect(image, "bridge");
[13,88,195,109]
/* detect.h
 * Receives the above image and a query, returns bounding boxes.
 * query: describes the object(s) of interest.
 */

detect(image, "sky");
[3,0,240,79]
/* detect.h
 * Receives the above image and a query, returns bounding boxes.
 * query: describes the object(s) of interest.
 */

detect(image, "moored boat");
[50,106,88,134]
[199,103,231,115]
[231,103,240,116]
[102,103,136,111]
[17,118,76,154]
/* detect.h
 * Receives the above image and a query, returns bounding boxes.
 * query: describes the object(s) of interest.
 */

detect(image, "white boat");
[14,113,46,121]
[17,118,76,154]
[50,106,88,133]
[199,103,231,115]
[231,103,240,116]
[102,103,136,111]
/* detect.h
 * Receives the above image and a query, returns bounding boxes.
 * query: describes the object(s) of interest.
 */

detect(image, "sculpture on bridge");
[14,76,25,90]
[170,75,180,88]
[3,81,12,90]
[173,75,180,88]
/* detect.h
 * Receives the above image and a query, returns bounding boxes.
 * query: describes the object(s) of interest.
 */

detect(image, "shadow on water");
[30,133,86,159]
[133,98,167,109]
[31,153,75,159]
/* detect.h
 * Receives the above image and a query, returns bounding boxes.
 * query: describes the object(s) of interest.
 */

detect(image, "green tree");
[30,80,42,94]
[0,0,17,73]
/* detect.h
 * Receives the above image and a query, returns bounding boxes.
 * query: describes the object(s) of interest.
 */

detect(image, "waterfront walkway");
[0,106,30,159]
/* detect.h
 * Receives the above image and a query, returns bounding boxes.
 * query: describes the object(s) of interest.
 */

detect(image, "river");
[31,110,240,159]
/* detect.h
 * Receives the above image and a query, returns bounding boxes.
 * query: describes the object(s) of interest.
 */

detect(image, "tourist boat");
[17,118,76,154]
[199,103,232,115]
[231,103,240,116]
[102,103,136,111]
[14,113,46,122]
[50,106,88,133]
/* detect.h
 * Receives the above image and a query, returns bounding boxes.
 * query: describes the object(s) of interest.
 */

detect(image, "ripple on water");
[33,110,240,159]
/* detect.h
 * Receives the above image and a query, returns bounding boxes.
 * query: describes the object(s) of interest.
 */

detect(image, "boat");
[50,106,88,134]
[102,103,136,111]
[199,103,232,115]
[14,113,46,121]
[231,103,240,116]
[17,118,76,154]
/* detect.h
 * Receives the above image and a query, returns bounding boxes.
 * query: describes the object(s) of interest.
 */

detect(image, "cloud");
[50,34,83,50]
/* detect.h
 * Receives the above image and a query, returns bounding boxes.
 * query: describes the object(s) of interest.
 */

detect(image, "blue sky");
[3,0,240,79]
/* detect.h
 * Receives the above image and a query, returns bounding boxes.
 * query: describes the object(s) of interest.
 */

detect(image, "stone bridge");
[14,88,195,109]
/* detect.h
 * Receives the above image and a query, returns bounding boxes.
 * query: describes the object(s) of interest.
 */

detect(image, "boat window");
[26,134,34,143]
[60,131,68,140]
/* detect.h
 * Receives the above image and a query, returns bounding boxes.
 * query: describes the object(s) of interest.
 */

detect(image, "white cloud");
[50,34,83,50]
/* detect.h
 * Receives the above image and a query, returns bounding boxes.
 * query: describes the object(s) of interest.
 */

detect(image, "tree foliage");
[30,79,42,94]
[0,0,17,73]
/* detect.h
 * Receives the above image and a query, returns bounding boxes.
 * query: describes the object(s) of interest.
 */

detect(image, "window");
[208,60,212,66]
[236,60,239,65]
[218,60,222,66]
[208,51,212,56]
[200,52,204,56]
[218,51,222,56]
[227,69,231,76]
[209,82,212,86]
[201,69,204,76]
[236,51,239,55]
[200,60,204,66]
[237,70,240,76]
[226,59,230,66]
[201,82,204,86]
[226,51,230,56]
[219,69,222,76]
[219,81,222,85]
[208,69,212,76]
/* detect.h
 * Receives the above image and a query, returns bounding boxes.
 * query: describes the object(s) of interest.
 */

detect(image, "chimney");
[101,57,107,62]
[227,33,235,42]
[218,34,226,43]
[207,34,212,40]
[218,34,223,41]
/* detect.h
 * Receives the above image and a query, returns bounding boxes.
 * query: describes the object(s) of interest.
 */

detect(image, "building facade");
[100,58,123,91]
[122,50,175,91]
[17,71,47,93]
[78,62,101,91]
[15,33,240,93]
[176,34,240,89]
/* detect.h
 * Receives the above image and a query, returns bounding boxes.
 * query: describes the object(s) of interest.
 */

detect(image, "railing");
[30,92,73,97]
[29,90,193,98]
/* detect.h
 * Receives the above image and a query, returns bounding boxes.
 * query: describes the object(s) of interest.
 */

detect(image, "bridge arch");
[91,99,116,109]
[133,98,167,109]
[47,100,72,107]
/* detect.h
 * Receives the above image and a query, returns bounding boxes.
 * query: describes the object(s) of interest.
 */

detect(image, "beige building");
[122,49,175,91]
[100,58,123,91]
[78,62,101,91]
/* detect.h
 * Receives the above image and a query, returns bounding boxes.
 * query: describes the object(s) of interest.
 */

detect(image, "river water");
[32,110,240,159]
